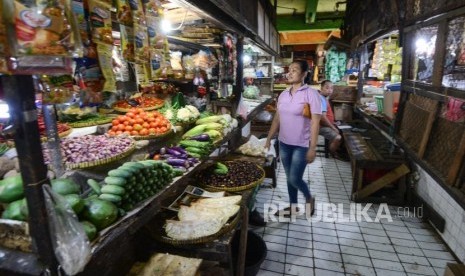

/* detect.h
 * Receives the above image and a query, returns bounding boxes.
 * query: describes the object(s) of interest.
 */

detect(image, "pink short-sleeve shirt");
[277,85,322,147]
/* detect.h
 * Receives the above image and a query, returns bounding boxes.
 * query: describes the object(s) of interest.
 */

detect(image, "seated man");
[318,80,344,159]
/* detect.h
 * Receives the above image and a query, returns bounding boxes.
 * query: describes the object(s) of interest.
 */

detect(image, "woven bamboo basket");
[68,117,113,128]
[65,142,136,169]
[200,162,265,192]
[40,128,72,142]
[130,128,173,140]
[152,210,240,246]
[399,101,430,153]
[113,103,164,113]
[424,117,465,184]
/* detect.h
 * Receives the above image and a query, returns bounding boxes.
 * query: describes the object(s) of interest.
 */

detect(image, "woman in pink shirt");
[266,60,322,217]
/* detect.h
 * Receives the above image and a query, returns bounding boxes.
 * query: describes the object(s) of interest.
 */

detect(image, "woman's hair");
[292,60,311,84]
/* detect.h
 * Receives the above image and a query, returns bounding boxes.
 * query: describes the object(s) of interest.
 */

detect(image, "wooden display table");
[342,124,410,205]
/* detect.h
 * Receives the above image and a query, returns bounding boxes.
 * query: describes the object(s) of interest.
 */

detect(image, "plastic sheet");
[43,185,90,275]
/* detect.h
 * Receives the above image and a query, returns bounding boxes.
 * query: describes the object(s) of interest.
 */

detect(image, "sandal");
[306,196,316,216]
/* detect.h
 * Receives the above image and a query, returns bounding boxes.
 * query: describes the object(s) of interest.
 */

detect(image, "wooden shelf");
[0,127,244,275]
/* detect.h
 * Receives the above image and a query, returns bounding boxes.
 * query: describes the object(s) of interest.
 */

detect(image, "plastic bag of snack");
[3,0,82,57]
[96,44,116,92]
[88,0,113,45]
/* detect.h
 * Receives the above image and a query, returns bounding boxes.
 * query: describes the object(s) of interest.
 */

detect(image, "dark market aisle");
[252,153,458,276]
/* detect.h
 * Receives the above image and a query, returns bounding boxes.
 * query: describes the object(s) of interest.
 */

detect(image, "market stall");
[0,0,277,275]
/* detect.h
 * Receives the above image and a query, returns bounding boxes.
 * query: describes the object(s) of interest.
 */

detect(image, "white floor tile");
[260,260,285,273]
[265,227,288,237]
[341,254,373,267]
[375,268,407,276]
[372,259,405,271]
[394,245,425,256]
[285,263,313,275]
[386,230,414,240]
[267,241,287,253]
[402,263,436,275]
[417,241,448,251]
[314,259,344,273]
[287,237,313,249]
[434,267,446,276]
[257,269,283,276]
[266,251,286,263]
[397,254,430,266]
[289,224,312,234]
[313,241,341,254]
[340,245,370,257]
[422,249,455,260]
[313,249,342,262]
[337,230,364,241]
[360,227,387,236]
[312,234,339,244]
[287,245,313,258]
[363,234,391,244]
[314,268,345,276]
[344,263,376,276]
[338,238,367,249]
[264,234,288,245]
[286,254,314,268]
[427,257,457,268]
[390,237,419,247]
[368,249,399,262]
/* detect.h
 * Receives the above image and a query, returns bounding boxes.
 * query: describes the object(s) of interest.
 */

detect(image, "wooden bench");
[343,129,410,205]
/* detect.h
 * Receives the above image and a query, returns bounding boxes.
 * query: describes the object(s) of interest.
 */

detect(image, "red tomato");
[131,130,139,136]
[126,112,135,118]
[112,119,120,126]
[125,125,133,131]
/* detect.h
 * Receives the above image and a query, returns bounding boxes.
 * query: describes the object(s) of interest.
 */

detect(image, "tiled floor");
[252,154,458,276]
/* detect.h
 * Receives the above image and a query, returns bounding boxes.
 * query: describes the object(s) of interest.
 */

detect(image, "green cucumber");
[185,146,206,154]
[108,169,132,178]
[101,185,125,196]
[99,193,122,204]
[104,176,126,186]
[86,179,102,195]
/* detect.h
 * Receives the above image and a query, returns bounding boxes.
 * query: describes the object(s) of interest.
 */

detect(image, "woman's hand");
[265,139,271,150]
[306,149,316,163]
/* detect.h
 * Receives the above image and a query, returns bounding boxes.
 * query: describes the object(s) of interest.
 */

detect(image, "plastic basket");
[374,96,384,113]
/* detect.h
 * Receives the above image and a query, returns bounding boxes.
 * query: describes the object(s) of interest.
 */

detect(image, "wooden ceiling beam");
[279,30,340,45]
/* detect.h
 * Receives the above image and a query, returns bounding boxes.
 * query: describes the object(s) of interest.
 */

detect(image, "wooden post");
[236,206,248,276]
[1,75,59,275]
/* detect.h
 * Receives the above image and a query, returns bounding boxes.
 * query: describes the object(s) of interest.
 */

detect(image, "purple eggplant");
[189,134,210,142]
[166,158,189,168]
[188,157,199,164]
[166,148,182,157]
[170,146,187,154]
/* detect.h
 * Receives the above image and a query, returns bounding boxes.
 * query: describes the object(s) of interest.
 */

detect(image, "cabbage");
[243,86,260,99]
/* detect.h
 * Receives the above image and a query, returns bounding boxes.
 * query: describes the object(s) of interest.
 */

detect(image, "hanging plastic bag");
[444,97,465,122]
[236,94,248,120]
[42,185,91,275]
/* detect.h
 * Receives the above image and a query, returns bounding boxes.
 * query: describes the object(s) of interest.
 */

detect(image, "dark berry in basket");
[197,161,264,188]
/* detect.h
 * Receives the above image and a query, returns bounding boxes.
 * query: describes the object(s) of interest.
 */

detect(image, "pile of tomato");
[108,108,171,137]
[113,96,164,110]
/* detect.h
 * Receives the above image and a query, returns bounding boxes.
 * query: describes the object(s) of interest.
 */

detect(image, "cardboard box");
[383,91,400,120]
[334,103,353,122]
[330,85,357,103]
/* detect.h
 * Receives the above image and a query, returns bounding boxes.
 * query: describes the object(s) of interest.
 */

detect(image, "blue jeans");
[279,141,312,204]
